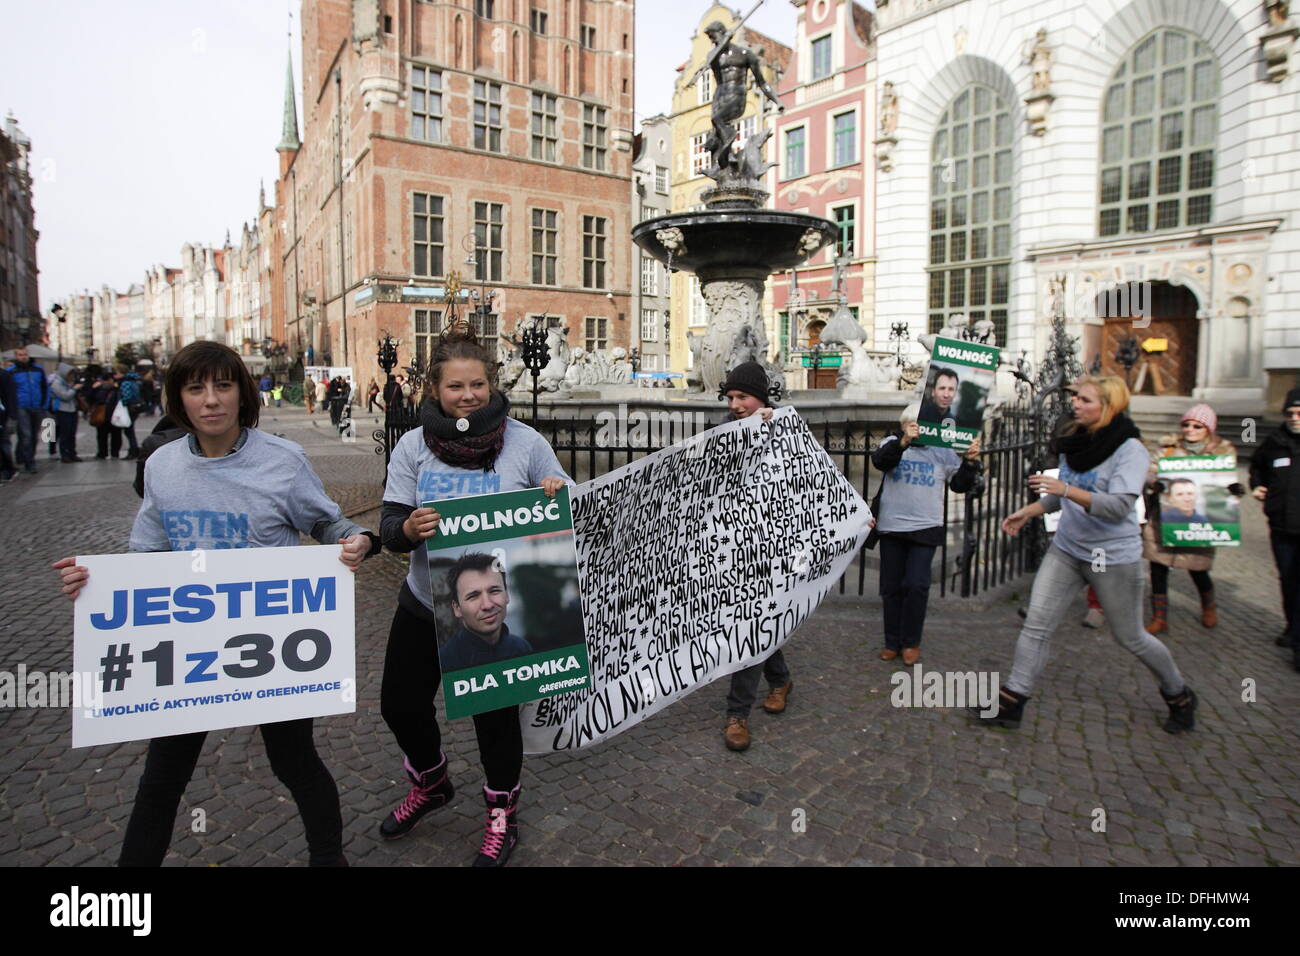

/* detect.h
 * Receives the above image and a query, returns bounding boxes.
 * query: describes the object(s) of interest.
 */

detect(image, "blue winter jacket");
[5,360,47,410]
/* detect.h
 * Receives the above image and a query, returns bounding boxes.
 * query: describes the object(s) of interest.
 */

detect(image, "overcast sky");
[2,1,825,314]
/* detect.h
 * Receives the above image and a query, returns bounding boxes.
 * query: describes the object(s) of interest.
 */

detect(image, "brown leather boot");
[880,648,898,661]
[902,647,921,666]
[723,717,750,751]
[1145,594,1168,635]
[762,680,793,714]
[1200,590,1217,628]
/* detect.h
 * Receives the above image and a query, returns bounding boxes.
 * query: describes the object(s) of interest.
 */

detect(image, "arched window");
[928,85,1012,342]
[1099,29,1218,236]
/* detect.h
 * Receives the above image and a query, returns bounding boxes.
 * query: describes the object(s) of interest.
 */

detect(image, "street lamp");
[520,315,552,424]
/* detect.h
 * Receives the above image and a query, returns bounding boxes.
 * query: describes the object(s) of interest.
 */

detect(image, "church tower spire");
[277,41,301,153]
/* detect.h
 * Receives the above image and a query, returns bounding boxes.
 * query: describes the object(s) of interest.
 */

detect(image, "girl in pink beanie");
[1142,403,1242,633]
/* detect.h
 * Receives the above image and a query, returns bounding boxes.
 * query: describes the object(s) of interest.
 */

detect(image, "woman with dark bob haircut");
[53,339,380,866]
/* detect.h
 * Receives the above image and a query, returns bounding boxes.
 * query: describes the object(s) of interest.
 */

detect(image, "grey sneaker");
[1082,608,1105,629]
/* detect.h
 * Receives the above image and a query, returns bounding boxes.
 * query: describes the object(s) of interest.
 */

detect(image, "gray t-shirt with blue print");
[129,428,365,552]
[1047,437,1148,565]
[383,418,574,613]
[877,436,964,533]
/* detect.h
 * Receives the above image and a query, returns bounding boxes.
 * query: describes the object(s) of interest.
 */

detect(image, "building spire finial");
[276,29,301,152]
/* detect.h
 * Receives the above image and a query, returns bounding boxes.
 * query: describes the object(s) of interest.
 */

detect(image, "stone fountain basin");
[632,210,838,279]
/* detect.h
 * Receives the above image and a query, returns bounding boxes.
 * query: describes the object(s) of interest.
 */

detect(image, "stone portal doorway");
[1099,282,1199,396]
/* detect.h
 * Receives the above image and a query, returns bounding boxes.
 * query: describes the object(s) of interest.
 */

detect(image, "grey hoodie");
[48,363,79,412]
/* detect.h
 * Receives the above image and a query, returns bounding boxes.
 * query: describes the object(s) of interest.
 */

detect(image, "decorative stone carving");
[970,315,998,346]
[917,312,970,353]
[680,278,785,395]
[1023,28,1055,136]
[1262,1,1298,83]
[655,227,687,256]
[563,347,633,387]
[536,326,571,391]
[874,81,899,171]
[797,228,826,256]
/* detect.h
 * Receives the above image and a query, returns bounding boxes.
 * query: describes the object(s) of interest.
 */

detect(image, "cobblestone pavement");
[1,407,1297,866]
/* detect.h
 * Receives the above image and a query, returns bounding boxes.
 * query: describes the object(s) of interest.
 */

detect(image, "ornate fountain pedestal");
[632,208,837,396]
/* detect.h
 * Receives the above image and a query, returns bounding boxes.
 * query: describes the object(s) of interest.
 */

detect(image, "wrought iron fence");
[376,400,1054,598]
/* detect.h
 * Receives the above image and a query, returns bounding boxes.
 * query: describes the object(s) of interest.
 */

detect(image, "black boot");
[473,784,520,867]
[970,687,1029,729]
[379,753,455,840]
[1160,686,1197,734]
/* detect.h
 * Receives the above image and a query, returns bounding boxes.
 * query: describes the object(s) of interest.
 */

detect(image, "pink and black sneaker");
[379,753,455,840]
[473,784,520,867]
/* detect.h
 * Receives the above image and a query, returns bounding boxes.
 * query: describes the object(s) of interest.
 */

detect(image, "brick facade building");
[276,0,636,388]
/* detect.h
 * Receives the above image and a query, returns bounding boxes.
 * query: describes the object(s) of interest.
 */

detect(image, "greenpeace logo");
[50,886,151,936]
[934,344,995,367]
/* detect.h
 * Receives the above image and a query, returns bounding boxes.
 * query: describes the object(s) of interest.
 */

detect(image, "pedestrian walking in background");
[1143,403,1242,635]
[869,402,981,666]
[47,363,82,463]
[88,372,123,460]
[0,364,18,482]
[382,375,402,412]
[315,376,328,415]
[52,340,378,867]
[304,375,316,414]
[377,322,572,866]
[4,345,48,474]
[711,362,790,753]
[1249,387,1300,671]
[115,367,143,460]
[272,383,284,408]
[259,372,273,407]
[367,377,381,413]
[326,377,344,427]
[980,376,1197,733]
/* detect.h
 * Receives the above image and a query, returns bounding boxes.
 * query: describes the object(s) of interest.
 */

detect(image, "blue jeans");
[1007,546,1185,697]
[879,535,937,650]
[726,650,791,718]
[13,408,42,467]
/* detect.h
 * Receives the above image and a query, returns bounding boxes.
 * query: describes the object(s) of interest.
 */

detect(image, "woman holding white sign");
[983,377,1197,733]
[52,341,379,866]
[377,322,572,867]
[1141,404,1241,635]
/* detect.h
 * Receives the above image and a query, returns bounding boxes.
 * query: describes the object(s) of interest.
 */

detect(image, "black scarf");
[421,391,510,471]
[1050,413,1142,473]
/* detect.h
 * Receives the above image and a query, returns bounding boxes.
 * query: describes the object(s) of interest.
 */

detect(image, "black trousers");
[95,424,122,458]
[1149,562,1212,596]
[380,602,522,791]
[878,535,937,650]
[118,719,342,866]
[1269,529,1300,655]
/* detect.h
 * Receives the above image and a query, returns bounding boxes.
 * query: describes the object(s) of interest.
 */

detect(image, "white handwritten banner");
[520,407,872,753]
[71,546,355,748]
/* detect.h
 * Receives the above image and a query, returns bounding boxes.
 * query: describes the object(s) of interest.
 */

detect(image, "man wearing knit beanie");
[1249,386,1300,670]
[717,361,788,750]
[719,361,773,409]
